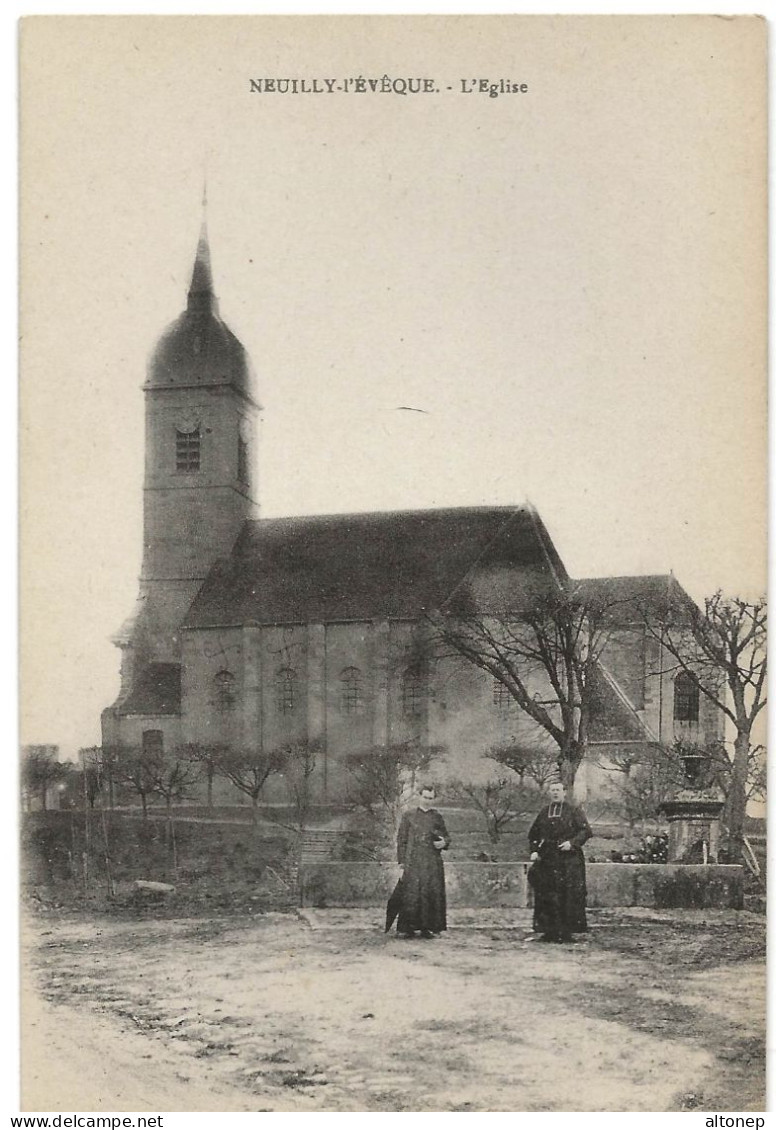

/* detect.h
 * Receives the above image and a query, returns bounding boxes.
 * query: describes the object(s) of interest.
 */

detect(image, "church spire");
[187,184,217,314]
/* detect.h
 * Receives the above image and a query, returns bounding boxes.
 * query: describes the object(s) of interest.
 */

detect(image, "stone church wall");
[101,711,182,756]
[322,622,375,798]
[181,626,245,748]
[174,614,724,808]
[258,624,310,752]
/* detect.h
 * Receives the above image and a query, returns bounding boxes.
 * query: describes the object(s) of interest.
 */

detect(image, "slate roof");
[574,574,696,624]
[183,505,569,629]
[588,663,658,745]
[117,663,182,716]
[145,224,259,405]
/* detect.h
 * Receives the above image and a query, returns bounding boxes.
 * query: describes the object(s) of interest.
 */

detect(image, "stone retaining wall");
[299,862,744,910]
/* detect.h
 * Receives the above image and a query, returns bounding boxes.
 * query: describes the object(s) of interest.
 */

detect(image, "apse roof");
[574,574,696,623]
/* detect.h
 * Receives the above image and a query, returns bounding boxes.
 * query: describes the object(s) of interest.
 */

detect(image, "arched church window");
[402,665,427,718]
[214,670,236,713]
[276,667,297,715]
[176,426,201,472]
[492,678,513,710]
[340,667,364,715]
[673,671,700,722]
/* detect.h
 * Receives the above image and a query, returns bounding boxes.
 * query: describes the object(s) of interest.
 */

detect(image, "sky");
[18,14,767,760]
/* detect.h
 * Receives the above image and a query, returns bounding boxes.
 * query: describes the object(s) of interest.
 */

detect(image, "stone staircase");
[300,828,344,864]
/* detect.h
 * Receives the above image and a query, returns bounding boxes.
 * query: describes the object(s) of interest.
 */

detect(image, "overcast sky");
[19,15,766,758]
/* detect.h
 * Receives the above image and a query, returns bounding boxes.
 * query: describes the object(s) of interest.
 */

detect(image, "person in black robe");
[528,780,592,944]
[393,785,451,939]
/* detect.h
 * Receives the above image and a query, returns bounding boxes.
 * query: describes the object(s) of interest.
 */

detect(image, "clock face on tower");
[176,408,203,433]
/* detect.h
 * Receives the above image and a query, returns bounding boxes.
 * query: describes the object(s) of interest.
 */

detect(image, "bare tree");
[144,753,202,874]
[177,742,229,808]
[487,739,560,791]
[94,744,117,808]
[446,775,540,844]
[345,742,442,847]
[610,741,685,831]
[108,745,159,819]
[76,746,107,809]
[430,588,623,793]
[705,739,766,815]
[211,745,286,821]
[280,739,321,833]
[744,745,767,806]
[643,592,766,863]
[75,747,117,893]
[147,754,202,816]
[21,745,69,811]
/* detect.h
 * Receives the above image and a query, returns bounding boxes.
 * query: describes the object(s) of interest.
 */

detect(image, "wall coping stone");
[299,861,745,910]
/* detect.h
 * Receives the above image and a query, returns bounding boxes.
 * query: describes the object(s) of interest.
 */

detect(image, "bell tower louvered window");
[176,426,201,472]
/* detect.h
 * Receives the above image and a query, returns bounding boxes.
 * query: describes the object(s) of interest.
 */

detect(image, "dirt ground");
[21,907,765,1113]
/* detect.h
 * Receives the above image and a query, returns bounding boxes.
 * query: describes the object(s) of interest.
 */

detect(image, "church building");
[101,224,723,803]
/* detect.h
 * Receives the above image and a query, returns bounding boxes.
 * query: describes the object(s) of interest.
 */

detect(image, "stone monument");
[659,749,725,863]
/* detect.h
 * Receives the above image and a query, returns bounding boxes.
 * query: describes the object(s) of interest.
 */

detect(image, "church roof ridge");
[575,571,673,583]
[184,504,564,629]
[244,503,526,523]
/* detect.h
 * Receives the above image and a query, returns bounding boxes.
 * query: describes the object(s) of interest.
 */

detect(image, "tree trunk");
[726,730,750,865]
[207,767,214,808]
[559,740,584,797]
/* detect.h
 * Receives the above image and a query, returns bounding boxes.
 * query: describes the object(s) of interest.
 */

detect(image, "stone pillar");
[242,622,263,750]
[307,624,327,796]
[642,636,664,743]
[372,620,390,748]
[426,655,447,749]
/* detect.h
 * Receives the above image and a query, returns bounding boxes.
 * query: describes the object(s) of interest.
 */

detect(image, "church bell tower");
[103,214,260,734]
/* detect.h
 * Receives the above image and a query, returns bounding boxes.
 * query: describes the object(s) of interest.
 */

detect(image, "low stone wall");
[586,863,744,910]
[299,862,744,911]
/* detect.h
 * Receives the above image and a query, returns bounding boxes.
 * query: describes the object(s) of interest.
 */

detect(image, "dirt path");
[21,909,765,1112]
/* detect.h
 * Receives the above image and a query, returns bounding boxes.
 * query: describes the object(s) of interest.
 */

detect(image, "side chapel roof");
[116,663,182,717]
[574,574,697,624]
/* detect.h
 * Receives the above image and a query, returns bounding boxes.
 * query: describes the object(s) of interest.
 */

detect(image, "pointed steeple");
[148,187,258,404]
[187,184,218,314]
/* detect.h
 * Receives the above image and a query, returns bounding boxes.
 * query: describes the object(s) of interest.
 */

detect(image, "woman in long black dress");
[528,780,592,943]
[394,785,451,939]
